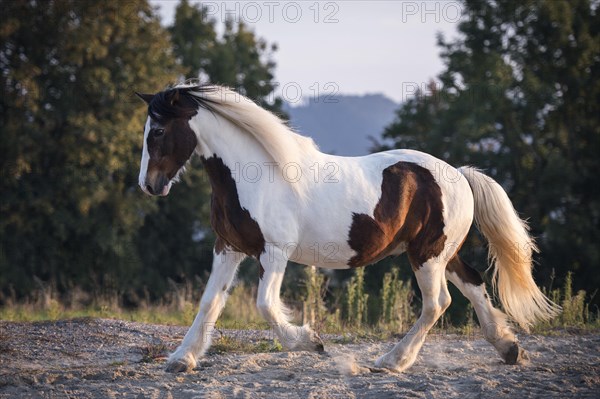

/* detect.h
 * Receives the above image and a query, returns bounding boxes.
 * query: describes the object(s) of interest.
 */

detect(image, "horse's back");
[294,149,473,269]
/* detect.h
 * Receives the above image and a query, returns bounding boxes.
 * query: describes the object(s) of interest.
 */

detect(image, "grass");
[302,266,329,329]
[140,343,170,363]
[533,271,600,333]
[346,267,369,328]
[109,360,127,367]
[1,268,598,337]
[379,267,415,331]
[0,301,197,326]
[0,283,264,328]
[208,335,283,354]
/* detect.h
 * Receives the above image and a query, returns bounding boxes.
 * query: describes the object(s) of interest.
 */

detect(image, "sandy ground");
[0,318,599,398]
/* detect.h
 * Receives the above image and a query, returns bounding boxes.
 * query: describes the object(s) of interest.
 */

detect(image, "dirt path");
[1,319,598,398]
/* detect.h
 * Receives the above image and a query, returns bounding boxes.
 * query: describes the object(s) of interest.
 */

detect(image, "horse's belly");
[277,240,353,269]
[284,240,408,270]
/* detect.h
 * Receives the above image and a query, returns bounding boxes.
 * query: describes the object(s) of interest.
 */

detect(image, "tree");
[0,0,180,299]
[381,0,600,298]
[134,0,286,292]
[169,0,284,113]
[168,0,217,75]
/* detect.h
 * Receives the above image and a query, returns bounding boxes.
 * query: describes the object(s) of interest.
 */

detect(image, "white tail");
[458,167,560,331]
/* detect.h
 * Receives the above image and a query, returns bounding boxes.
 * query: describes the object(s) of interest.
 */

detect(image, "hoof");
[314,333,325,352]
[293,337,325,352]
[165,353,196,373]
[374,354,401,373]
[503,342,529,365]
[290,329,326,352]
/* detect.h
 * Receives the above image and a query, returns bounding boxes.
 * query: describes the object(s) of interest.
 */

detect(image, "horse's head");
[135,89,199,196]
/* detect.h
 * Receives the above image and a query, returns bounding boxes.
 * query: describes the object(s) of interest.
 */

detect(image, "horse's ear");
[168,89,181,106]
[135,92,154,104]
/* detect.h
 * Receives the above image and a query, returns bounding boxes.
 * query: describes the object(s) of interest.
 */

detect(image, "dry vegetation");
[1,268,598,337]
[1,268,599,398]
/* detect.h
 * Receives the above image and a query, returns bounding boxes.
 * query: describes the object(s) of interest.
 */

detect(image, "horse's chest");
[210,193,265,258]
[203,155,266,258]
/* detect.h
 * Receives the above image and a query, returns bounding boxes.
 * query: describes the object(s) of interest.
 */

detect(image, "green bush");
[380,267,415,331]
[345,268,369,328]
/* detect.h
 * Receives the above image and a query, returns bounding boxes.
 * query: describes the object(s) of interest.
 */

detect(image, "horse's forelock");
[147,86,215,125]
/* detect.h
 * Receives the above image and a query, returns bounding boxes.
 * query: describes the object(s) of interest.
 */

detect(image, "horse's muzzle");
[142,175,171,196]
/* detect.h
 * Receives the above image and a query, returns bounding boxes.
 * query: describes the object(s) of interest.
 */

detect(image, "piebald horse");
[135,84,559,373]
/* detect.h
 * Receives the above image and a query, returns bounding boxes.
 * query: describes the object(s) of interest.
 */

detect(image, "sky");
[150,1,461,104]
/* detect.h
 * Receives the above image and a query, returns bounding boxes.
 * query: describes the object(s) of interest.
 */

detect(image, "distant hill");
[284,94,399,156]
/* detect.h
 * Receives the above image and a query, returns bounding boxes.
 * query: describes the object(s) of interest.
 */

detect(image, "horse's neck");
[190,110,321,206]
[191,112,270,173]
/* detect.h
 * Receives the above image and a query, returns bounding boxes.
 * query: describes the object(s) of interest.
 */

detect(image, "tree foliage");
[382,0,600,295]
[0,0,180,297]
[0,0,283,302]
[169,0,284,113]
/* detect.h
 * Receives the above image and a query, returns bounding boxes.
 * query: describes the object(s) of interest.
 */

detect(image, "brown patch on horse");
[347,162,446,268]
[447,255,484,286]
[202,155,266,258]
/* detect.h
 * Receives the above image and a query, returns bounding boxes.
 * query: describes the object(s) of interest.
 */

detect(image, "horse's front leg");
[257,254,324,352]
[166,247,245,372]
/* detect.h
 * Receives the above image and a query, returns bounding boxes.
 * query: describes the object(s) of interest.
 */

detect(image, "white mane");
[178,84,319,169]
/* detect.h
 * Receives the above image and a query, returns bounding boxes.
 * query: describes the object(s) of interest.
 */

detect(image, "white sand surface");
[1,319,598,398]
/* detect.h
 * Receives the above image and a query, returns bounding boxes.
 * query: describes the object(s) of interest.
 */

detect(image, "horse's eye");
[153,128,165,138]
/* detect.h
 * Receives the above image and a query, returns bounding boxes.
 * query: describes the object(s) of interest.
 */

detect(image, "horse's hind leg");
[166,247,244,372]
[446,255,527,364]
[375,258,451,372]
[257,254,324,352]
